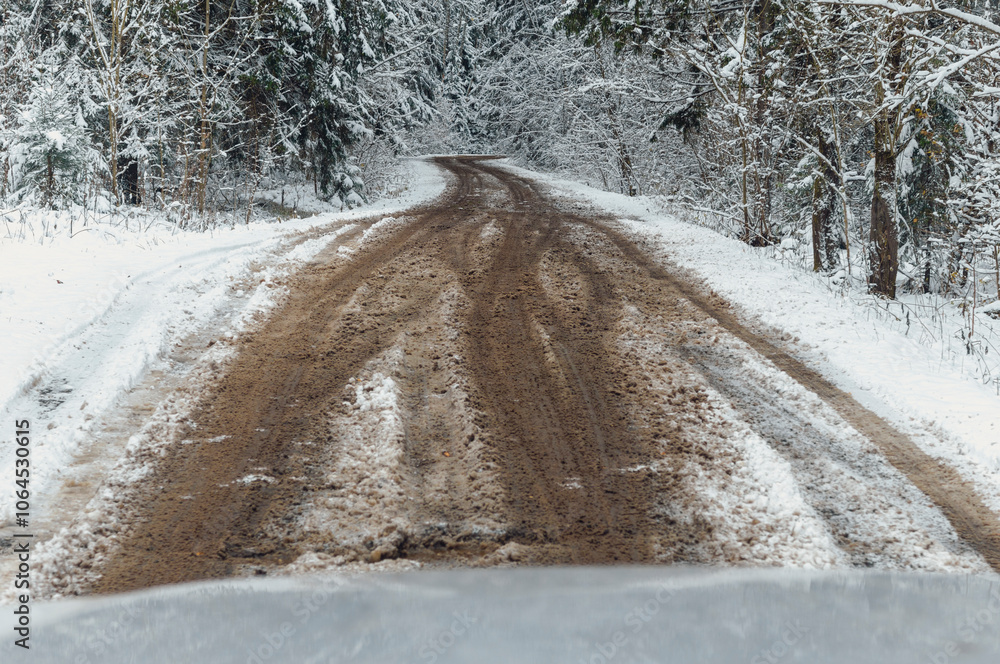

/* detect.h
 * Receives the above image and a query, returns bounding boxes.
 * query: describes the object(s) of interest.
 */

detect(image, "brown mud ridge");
[91,157,1000,594]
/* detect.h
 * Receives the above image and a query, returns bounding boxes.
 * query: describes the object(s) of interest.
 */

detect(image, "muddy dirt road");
[43,157,1000,596]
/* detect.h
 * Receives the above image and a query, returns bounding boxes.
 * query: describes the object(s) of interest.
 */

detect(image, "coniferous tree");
[7,53,93,209]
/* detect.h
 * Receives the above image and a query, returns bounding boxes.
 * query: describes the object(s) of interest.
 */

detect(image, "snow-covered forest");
[3,0,1000,306]
[9,3,1000,638]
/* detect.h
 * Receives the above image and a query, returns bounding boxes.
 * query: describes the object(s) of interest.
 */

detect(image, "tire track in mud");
[446,181,659,564]
[680,343,983,568]
[85,157,1000,595]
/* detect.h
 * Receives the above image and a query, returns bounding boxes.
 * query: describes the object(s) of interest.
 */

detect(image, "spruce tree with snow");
[7,65,90,210]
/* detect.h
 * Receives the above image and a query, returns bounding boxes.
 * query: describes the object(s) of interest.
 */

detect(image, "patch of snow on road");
[358,216,410,246]
[691,338,988,572]
[292,279,505,572]
[300,359,411,556]
[618,307,843,569]
[237,474,275,485]
[479,219,502,242]
[700,392,846,569]
[565,218,838,567]
[25,368,216,599]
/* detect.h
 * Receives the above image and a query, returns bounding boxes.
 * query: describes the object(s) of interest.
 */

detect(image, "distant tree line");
[4,1,1000,303]
[1,0,442,219]
[445,0,1000,302]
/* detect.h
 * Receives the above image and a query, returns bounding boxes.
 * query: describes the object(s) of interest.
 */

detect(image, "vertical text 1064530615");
[13,419,31,650]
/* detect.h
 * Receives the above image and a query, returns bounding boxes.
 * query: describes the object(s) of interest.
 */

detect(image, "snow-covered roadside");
[497,161,1000,517]
[0,158,447,528]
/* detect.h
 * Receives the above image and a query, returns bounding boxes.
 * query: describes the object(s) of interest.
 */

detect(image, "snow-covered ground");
[500,161,1000,517]
[0,158,446,528]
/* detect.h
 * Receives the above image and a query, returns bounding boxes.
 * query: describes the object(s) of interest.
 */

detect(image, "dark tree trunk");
[869,173,898,298]
[868,22,903,299]
[922,248,932,294]
[811,130,839,272]
[46,153,54,206]
[733,0,778,247]
[119,158,141,205]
